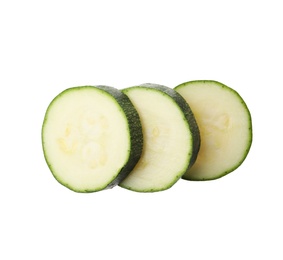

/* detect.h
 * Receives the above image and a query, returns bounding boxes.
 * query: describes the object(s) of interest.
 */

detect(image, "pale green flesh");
[120,85,195,192]
[42,86,139,192]
[175,80,252,180]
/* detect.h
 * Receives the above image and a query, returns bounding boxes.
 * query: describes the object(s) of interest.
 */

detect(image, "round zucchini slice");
[119,83,200,192]
[42,85,143,192]
[175,80,252,181]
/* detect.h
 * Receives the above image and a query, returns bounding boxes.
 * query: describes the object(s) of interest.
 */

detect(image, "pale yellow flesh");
[120,88,192,191]
[43,88,130,191]
[176,81,251,180]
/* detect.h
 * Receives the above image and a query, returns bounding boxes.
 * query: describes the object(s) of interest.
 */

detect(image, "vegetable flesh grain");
[120,83,200,192]
[175,80,252,180]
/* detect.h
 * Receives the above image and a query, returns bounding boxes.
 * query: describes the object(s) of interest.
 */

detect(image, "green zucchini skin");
[42,85,143,192]
[96,86,144,189]
[138,83,201,171]
[175,80,253,181]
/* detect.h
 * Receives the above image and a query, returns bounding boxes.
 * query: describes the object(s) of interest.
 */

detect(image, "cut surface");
[175,80,252,180]
[119,84,200,192]
[42,86,143,192]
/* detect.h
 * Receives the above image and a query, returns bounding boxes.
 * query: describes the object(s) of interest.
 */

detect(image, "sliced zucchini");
[42,85,143,192]
[175,80,252,180]
[119,83,200,192]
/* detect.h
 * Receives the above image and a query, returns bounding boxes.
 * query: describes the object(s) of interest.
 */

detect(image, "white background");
[1,0,282,259]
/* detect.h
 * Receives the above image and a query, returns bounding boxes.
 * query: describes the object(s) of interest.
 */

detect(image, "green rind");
[95,85,143,189]
[42,85,143,192]
[175,80,253,181]
[120,83,201,192]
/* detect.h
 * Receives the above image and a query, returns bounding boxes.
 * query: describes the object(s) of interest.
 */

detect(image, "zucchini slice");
[175,80,252,181]
[42,85,143,192]
[119,83,200,192]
